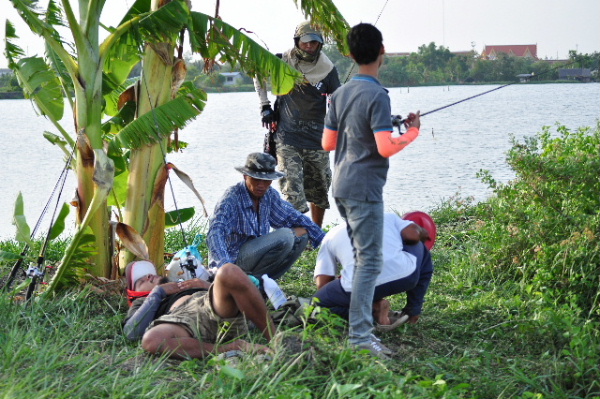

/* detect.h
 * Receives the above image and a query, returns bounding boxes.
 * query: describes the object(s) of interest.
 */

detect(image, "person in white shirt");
[313,212,434,329]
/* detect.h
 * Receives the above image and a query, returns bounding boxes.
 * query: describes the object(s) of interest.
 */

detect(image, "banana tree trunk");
[119,40,175,272]
[70,12,112,278]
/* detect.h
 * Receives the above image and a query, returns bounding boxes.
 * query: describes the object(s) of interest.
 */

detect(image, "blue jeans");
[236,228,308,280]
[335,197,384,346]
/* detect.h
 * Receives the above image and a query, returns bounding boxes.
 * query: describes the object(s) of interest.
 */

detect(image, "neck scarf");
[283,48,335,86]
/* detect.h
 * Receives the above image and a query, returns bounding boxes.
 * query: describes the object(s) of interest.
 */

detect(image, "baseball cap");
[125,260,157,305]
[125,260,157,290]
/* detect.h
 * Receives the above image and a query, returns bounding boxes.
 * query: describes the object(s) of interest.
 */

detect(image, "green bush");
[469,123,600,315]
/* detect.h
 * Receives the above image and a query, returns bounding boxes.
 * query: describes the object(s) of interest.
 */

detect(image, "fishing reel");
[26,263,45,279]
[391,115,405,134]
[166,250,212,282]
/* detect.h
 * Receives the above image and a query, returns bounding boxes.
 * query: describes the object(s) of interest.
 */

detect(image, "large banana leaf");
[5,22,64,121]
[115,82,207,149]
[188,13,303,95]
[9,0,55,37]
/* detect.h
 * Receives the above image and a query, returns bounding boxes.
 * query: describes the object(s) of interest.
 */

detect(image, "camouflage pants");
[276,143,331,213]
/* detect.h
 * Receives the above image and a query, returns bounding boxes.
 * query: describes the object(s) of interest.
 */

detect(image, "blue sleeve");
[403,245,434,316]
[207,198,235,268]
[123,286,167,341]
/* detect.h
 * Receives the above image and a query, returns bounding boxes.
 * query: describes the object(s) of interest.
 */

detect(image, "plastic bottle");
[261,274,287,310]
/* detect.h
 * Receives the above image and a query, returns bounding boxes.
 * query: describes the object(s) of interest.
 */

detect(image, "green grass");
[1,123,599,398]
[1,228,597,398]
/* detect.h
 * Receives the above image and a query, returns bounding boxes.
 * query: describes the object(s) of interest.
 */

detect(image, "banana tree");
[5,0,350,294]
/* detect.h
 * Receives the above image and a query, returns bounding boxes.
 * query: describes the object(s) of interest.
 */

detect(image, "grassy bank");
[1,123,598,398]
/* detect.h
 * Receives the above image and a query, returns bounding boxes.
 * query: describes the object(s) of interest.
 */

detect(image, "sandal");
[375,312,409,332]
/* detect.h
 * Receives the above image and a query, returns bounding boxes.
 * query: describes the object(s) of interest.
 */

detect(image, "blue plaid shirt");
[207,181,325,268]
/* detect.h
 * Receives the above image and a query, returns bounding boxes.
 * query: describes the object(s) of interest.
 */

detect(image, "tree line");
[1,43,598,95]
[181,43,600,89]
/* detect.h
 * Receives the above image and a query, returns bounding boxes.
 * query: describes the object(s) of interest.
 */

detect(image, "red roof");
[482,45,537,59]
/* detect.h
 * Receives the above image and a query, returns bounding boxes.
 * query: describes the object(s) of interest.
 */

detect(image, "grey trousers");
[236,228,308,280]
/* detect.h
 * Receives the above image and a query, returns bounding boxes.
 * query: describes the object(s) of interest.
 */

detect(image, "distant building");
[386,52,411,58]
[386,50,474,58]
[558,68,592,82]
[0,68,12,76]
[220,72,244,86]
[481,45,538,60]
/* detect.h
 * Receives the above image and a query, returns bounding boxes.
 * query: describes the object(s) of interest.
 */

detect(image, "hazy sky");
[2,0,599,68]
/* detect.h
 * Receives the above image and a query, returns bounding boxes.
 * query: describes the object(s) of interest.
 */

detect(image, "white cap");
[126,260,157,290]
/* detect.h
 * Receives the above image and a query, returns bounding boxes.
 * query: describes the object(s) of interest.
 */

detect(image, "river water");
[1,83,598,240]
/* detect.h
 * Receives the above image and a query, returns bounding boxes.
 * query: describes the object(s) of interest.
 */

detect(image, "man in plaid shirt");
[207,152,325,280]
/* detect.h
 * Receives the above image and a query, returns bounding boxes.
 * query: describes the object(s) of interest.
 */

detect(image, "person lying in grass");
[313,212,434,331]
[123,260,274,359]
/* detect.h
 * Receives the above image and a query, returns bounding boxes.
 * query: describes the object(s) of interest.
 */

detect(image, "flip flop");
[375,313,409,332]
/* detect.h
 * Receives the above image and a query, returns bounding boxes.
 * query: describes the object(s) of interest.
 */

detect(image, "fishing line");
[399,60,579,125]
[342,0,390,83]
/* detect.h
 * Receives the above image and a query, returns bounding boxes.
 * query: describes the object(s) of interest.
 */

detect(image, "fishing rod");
[2,146,75,299]
[395,60,579,127]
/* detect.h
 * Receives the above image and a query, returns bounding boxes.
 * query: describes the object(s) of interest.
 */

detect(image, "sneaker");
[354,340,390,359]
[370,334,393,355]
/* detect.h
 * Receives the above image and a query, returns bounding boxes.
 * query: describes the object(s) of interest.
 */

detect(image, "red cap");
[402,211,437,250]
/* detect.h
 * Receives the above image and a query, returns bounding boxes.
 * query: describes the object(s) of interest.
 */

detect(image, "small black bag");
[263,99,279,160]
[263,127,277,159]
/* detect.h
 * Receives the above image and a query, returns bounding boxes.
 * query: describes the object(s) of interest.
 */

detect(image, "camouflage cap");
[235,152,286,180]
[294,21,323,44]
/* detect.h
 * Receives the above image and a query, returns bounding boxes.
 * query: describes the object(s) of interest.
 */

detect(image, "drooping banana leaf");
[168,163,208,217]
[5,23,65,122]
[43,230,98,295]
[115,222,149,261]
[102,0,150,87]
[101,0,189,61]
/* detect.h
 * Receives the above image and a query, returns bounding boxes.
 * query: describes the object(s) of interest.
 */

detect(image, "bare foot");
[373,299,391,325]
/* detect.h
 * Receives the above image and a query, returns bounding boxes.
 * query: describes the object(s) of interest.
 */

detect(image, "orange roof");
[482,45,537,59]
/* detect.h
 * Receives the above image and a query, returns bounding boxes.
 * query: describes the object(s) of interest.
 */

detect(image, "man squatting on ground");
[313,212,434,330]
[123,260,275,359]
[207,152,324,281]
[322,23,421,356]
[254,21,340,227]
